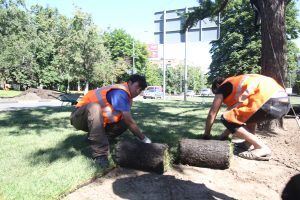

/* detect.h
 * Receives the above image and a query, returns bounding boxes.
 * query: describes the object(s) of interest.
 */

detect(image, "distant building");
[149,7,220,71]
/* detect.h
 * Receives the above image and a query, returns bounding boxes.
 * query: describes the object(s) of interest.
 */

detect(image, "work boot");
[95,155,109,168]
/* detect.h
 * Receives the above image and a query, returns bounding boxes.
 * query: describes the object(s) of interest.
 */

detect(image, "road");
[0,100,62,111]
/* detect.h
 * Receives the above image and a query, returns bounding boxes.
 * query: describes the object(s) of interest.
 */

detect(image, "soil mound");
[18,88,62,100]
[0,88,63,102]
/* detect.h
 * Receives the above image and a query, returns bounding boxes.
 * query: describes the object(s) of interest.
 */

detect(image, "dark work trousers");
[70,102,128,158]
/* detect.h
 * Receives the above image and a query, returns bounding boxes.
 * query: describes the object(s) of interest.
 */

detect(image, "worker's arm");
[203,94,223,138]
[122,111,151,143]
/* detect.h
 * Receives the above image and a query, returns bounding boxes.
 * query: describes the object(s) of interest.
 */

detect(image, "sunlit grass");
[0,90,22,97]
[2,96,285,199]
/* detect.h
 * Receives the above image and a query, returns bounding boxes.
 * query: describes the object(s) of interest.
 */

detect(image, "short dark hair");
[128,74,147,90]
[211,77,226,94]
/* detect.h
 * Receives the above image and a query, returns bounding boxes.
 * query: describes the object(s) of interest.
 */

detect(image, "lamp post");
[132,40,135,75]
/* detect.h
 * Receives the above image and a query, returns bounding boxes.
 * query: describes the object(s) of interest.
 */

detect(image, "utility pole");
[132,40,135,75]
[183,7,188,101]
[163,10,166,100]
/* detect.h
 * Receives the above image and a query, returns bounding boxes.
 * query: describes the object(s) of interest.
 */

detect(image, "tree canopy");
[183,0,300,87]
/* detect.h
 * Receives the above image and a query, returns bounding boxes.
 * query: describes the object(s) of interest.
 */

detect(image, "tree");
[188,66,206,93]
[29,5,63,88]
[145,63,163,86]
[183,0,300,84]
[183,0,300,130]
[0,0,34,88]
[103,29,149,75]
[63,9,111,92]
[208,0,261,82]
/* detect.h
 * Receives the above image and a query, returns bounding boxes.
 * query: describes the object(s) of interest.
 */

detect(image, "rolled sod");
[178,138,231,169]
[115,139,169,174]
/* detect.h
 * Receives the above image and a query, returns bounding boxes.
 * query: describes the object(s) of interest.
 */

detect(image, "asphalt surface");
[0,100,63,111]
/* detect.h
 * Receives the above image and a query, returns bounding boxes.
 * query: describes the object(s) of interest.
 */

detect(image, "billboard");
[147,43,158,58]
[154,8,220,44]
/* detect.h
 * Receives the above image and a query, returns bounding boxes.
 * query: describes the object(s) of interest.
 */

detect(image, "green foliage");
[0,0,32,86]
[0,2,114,90]
[208,0,261,82]
[184,0,300,88]
[286,0,300,40]
[165,65,206,94]
[145,63,163,86]
[188,66,206,93]
[103,29,149,75]
[166,65,183,94]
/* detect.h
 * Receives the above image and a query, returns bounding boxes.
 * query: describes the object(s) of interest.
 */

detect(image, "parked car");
[199,88,213,96]
[145,86,163,92]
[143,88,163,99]
[186,90,196,96]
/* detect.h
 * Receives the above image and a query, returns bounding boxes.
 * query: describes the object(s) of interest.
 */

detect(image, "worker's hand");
[140,136,152,143]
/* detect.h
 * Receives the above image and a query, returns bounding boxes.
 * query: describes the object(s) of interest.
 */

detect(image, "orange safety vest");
[76,82,132,127]
[221,74,285,125]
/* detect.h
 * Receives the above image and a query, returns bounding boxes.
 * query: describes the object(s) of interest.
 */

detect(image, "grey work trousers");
[70,103,128,158]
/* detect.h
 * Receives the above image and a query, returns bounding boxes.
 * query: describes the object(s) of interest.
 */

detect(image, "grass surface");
[0,99,223,200]
[1,95,299,200]
[0,90,22,97]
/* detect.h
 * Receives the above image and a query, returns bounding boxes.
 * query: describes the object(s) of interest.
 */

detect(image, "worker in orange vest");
[70,74,151,168]
[203,74,290,161]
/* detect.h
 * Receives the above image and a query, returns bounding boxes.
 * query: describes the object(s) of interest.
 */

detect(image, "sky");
[25,0,200,42]
[25,0,300,67]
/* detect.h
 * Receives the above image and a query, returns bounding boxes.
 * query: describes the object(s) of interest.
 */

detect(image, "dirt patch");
[0,88,62,102]
[65,118,300,200]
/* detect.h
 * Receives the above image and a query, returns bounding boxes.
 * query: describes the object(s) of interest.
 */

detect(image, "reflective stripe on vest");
[222,74,285,125]
[95,88,115,124]
[229,75,261,110]
[75,83,132,126]
[95,83,131,126]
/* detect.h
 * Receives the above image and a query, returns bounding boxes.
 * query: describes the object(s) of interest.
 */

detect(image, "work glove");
[140,136,152,143]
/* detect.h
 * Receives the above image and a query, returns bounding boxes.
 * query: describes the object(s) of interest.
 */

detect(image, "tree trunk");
[115,139,169,174]
[77,80,81,92]
[178,139,231,169]
[84,81,89,95]
[258,0,287,131]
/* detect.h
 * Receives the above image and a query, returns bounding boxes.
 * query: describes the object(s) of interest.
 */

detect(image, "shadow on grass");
[29,134,91,164]
[1,101,214,165]
[112,173,236,200]
[0,106,74,135]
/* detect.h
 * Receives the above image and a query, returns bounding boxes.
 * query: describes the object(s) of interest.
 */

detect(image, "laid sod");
[0,99,231,199]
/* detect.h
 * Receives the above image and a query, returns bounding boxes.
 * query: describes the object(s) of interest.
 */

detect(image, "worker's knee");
[221,115,241,134]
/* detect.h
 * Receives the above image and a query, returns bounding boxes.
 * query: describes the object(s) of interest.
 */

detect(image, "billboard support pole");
[163,10,166,100]
[184,7,188,101]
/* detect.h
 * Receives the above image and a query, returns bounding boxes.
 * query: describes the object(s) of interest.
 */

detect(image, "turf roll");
[178,138,230,169]
[115,139,169,174]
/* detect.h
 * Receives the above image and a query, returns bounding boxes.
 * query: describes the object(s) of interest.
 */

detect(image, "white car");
[143,89,163,99]
[186,90,196,96]
[200,88,213,96]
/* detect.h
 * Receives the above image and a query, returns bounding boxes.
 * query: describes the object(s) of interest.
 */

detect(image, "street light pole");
[132,40,135,75]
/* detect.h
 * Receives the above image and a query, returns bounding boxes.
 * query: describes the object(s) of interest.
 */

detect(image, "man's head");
[127,74,147,98]
[211,77,226,94]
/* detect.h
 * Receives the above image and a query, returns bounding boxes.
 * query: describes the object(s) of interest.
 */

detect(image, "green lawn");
[1,95,299,200]
[0,99,223,200]
[0,90,22,97]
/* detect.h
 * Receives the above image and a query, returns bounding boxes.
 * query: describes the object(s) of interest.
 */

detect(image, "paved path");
[0,100,62,111]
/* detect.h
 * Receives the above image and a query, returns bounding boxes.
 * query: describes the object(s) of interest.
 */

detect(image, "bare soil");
[0,88,62,102]
[65,118,300,200]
